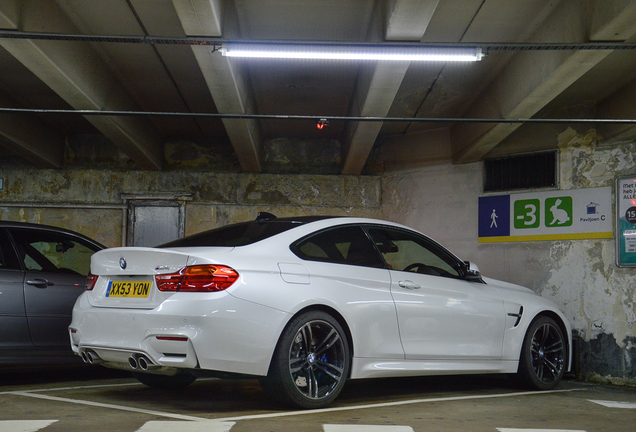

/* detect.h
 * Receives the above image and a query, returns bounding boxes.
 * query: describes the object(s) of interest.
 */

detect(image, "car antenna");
[256,212,277,221]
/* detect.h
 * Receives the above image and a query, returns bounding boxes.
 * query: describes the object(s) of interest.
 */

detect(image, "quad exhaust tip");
[128,355,138,370]
[129,354,155,371]
[81,350,103,365]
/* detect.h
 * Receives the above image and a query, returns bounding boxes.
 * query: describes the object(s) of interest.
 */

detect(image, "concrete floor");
[0,365,634,432]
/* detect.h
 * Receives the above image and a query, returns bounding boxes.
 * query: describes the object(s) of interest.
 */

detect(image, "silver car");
[0,221,104,364]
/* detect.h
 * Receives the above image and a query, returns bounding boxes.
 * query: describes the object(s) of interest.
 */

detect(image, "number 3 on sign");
[514,199,541,229]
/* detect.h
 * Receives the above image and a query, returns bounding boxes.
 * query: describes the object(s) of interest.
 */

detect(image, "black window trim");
[5,226,103,274]
[360,223,469,280]
[289,223,386,269]
[0,227,22,271]
[289,222,471,280]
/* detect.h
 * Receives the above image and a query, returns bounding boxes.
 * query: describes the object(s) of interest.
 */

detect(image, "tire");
[132,371,197,390]
[517,316,566,390]
[261,310,351,409]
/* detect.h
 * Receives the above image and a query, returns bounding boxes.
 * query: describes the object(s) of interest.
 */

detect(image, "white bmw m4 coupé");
[70,214,571,408]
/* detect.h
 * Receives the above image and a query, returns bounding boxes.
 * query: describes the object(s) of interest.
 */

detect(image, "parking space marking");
[213,389,584,422]
[323,425,414,432]
[0,382,141,396]
[136,420,236,431]
[497,429,586,432]
[589,399,636,409]
[7,391,206,421]
[2,384,586,428]
[0,420,57,432]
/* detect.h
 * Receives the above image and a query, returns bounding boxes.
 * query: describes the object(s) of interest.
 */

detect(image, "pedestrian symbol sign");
[478,195,510,238]
[479,187,611,243]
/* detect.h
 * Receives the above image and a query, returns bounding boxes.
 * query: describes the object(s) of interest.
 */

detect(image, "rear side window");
[292,225,385,268]
[8,228,100,276]
[159,221,304,247]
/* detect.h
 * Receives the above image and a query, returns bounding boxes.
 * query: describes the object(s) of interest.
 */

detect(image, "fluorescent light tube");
[221,42,483,62]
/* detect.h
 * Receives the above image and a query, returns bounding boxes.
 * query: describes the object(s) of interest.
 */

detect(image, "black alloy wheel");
[517,316,566,390]
[262,310,350,409]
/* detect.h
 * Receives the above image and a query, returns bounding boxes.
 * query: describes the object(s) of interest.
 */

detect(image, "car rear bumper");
[69,291,289,376]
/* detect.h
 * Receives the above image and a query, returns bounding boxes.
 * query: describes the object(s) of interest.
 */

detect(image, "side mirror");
[463,261,484,282]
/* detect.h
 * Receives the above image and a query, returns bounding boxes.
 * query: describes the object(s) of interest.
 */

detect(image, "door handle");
[26,278,54,288]
[398,280,421,290]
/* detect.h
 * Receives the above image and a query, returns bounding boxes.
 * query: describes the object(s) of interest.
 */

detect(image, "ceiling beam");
[451,0,636,164]
[597,78,636,144]
[342,61,410,174]
[0,0,63,168]
[0,0,164,170]
[385,0,440,40]
[590,2,636,143]
[172,0,223,35]
[0,0,19,28]
[341,0,440,175]
[172,0,262,172]
[0,91,64,168]
[377,128,452,172]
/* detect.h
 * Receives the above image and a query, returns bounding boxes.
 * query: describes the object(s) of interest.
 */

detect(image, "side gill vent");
[507,306,524,327]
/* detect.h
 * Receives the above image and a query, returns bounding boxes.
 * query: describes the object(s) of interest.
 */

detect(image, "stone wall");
[2,130,635,383]
[0,169,381,247]
[381,129,636,383]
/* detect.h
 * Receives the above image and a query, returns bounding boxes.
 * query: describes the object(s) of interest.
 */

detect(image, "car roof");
[0,220,106,248]
[254,214,335,223]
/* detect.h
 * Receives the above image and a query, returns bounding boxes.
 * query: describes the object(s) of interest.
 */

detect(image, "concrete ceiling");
[0,0,635,174]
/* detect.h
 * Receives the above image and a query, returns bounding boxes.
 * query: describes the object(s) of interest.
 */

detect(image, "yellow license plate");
[106,281,152,298]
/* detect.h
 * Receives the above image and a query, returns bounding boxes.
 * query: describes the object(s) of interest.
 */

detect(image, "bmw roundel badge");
[119,257,127,270]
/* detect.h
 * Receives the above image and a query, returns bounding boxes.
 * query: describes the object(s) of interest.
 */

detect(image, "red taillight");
[85,273,98,291]
[155,272,181,291]
[155,265,239,292]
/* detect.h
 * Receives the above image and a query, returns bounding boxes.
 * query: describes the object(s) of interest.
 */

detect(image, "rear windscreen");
[158,221,304,248]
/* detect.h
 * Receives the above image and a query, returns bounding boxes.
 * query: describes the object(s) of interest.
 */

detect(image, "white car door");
[290,224,403,359]
[366,226,506,361]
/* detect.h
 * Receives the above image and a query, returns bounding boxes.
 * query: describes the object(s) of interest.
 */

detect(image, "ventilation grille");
[485,152,557,192]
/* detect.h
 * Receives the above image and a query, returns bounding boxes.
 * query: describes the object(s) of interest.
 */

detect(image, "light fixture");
[221,42,483,62]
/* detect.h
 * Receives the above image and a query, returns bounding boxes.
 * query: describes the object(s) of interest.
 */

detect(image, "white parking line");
[324,425,414,432]
[589,399,636,409]
[7,391,206,421]
[497,429,586,432]
[3,384,585,426]
[0,420,57,432]
[136,420,236,432]
[0,382,141,395]
[214,389,585,422]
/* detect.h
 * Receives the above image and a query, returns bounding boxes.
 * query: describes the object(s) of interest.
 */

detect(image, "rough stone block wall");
[0,169,381,247]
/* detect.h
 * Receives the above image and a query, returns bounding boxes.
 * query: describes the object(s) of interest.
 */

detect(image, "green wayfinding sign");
[616,176,636,267]
[479,187,612,243]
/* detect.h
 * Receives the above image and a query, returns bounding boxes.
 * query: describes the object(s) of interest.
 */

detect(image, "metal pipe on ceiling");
[1,29,636,52]
[1,29,635,125]
[0,106,635,124]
